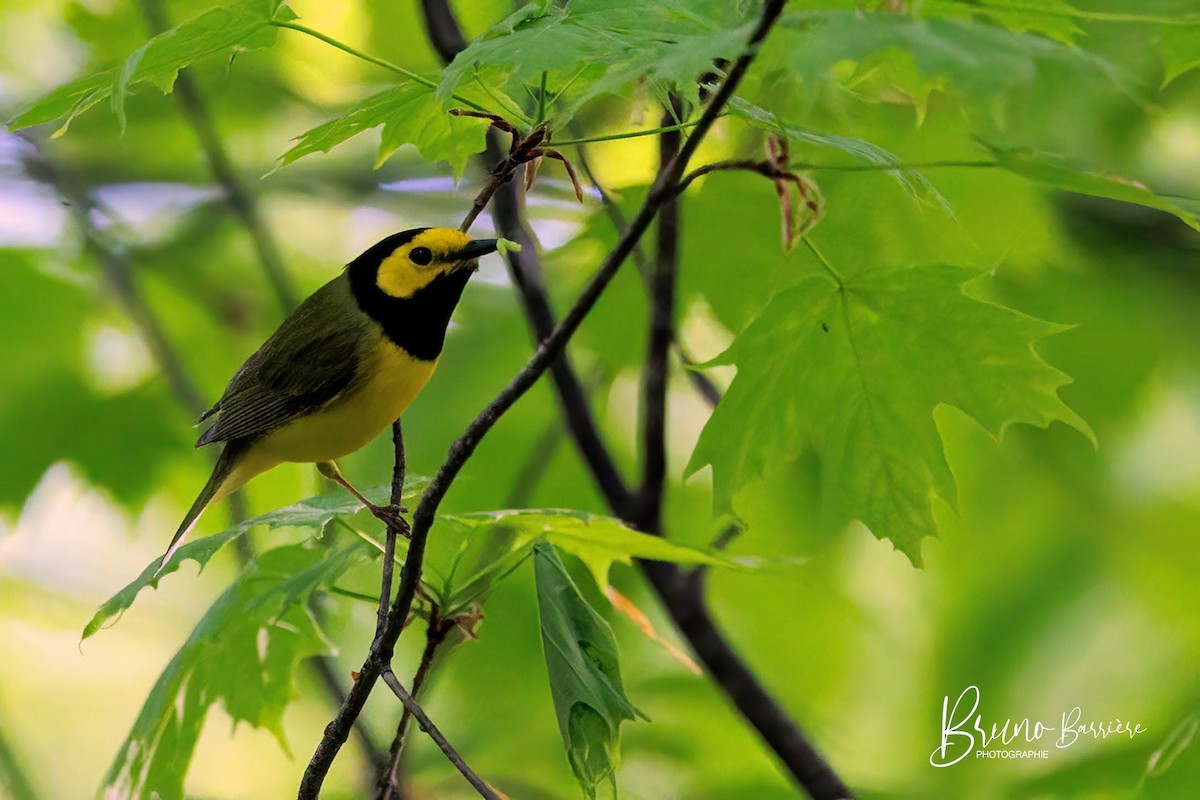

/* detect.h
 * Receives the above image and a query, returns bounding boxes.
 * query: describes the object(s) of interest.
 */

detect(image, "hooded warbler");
[161,227,498,567]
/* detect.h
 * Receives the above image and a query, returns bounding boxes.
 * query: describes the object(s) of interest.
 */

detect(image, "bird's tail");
[158,442,245,572]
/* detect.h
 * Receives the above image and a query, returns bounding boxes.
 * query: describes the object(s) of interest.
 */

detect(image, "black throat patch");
[346,232,474,361]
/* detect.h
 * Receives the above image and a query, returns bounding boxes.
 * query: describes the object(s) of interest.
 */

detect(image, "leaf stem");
[270,21,491,114]
[551,118,711,146]
[793,158,999,171]
[471,74,532,128]
[328,585,382,605]
[954,0,1200,25]
[801,237,845,286]
[536,71,548,126]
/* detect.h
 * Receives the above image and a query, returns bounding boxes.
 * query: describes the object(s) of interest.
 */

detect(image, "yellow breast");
[255,339,437,466]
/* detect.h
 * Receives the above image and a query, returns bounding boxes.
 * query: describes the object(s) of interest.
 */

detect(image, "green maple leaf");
[6,0,293,135]
[438,0,754,117]
[274,83,490,179]
[687,261,1092,565]
[102,541,371,800]
[534,542,645,800]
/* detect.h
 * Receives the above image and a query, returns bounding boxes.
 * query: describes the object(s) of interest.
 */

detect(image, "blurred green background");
[2,0,1199,798]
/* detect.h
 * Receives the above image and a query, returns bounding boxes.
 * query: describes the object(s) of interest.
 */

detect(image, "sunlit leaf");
[989,145,1200,232]
[274,83,490,179]
[101,541,369,800]
[688,261,1091,564]
[534,542,644,800]
[438,0,756,118]
[442,508,739,594]
[1161,26,1200,86]
[924,0,1084,45]
[728,97,948,210]
[6,0,294,134]
[769,9,1133,99]
[82,480,426,640]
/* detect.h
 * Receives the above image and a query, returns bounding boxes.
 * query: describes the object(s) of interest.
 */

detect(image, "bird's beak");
[453,238,498,269]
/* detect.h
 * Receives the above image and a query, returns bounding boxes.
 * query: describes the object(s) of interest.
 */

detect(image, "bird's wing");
[197,277,372,446]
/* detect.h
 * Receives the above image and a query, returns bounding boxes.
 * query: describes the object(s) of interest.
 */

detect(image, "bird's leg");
[316,461,411,537]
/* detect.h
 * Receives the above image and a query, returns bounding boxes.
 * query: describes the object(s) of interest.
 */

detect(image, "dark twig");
[674,158,791,197]
[300,1,787,795]
[641,562,854,799]
[377,608,454,799]
[573,145,722,409]
[308,648,390,776]
[418,0,466,64]
[379,669,500,800]
[636,101,684,527]
[485,132,634,515]
[632,92,854,800]
[377,421,407,637]
[141,0,297,314]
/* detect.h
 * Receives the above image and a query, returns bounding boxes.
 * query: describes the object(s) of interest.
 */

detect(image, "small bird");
[161,227,498,568]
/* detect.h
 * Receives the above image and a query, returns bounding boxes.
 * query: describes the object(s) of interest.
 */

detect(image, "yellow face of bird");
[375,227,488,299]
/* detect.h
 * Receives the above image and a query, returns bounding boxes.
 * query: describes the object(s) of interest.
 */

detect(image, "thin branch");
[143,0,295,312]
[308,646,390,776]
[419,0,465,62]
[298,1,786,793]
[641,561,854,799]
[379,670,500,800]
[574,145,722,408]
[675,158,788,197]
[456,124,547,232]
[484,131,634,514]
[634,101,855,800]
[377,421,406,636]
[636,101,683,527]
[377,609,454,799]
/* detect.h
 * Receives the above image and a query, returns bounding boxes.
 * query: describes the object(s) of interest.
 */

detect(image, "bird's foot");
[367,503,411,538]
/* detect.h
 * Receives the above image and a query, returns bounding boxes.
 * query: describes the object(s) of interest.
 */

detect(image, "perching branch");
[377,422,407,637]
[378,670,500,800]
[298,1,787,793]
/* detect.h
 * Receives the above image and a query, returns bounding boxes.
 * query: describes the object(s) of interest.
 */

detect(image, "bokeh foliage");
[2,0,1200,798]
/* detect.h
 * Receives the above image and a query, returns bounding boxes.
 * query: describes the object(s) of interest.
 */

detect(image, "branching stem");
[379,669,499,800]
[297,1,788,794]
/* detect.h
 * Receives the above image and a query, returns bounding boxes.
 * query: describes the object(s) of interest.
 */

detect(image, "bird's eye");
[409,247,433,266]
